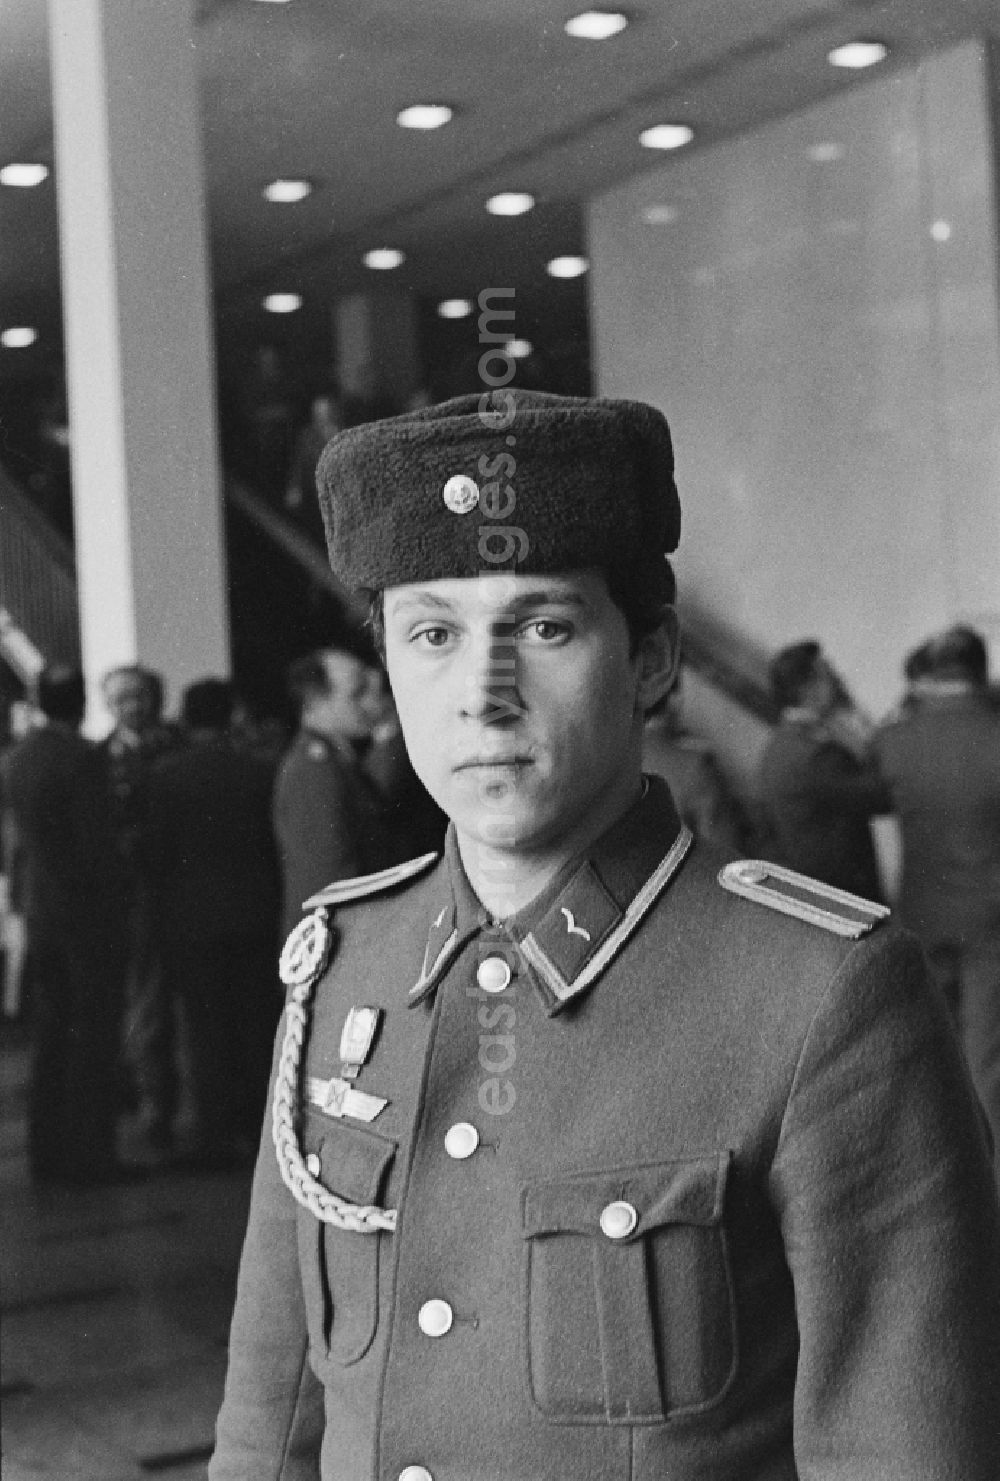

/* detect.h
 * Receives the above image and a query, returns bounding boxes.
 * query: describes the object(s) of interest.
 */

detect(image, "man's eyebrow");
[386,591,457,615]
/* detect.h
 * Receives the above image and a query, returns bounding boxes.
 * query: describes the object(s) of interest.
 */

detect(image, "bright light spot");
[808,141,845,163]
[643,203,678,225]
[504,338,533,359]
[363,248,405,270]
[930,220,952,243]
[546,255,589,279]
[263,293,302,314]
[639,123,694,151]
[0,163,49,188]
[396,104,454,130]
[564,11,629,40]
[263,178,312,203]
[827,40,888,69]
[437,299,474,319]
[2,327,38,349]
[485,192,535,216]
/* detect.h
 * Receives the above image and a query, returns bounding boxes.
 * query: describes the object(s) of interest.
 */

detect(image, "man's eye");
[413,626,452,648]
[520,620,569,643]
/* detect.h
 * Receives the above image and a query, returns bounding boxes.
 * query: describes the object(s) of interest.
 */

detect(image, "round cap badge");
[279,910,333,987]
[442,474,479,515]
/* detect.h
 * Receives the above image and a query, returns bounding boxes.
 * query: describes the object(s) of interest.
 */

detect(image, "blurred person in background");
[0,665,129,1185]
[144,678,282,1170]
[642,668,752,853]
[99,663,183,1162]
[757,639,889,900]
[363,665,447,859]
[285,391,346,544]
[273,647,395,937]
[873,625,1000,1181]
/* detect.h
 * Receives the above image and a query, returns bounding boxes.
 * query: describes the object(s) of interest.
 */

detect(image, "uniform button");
[417,1299,454,1337]
[398,1468,433,1481]
[476,956,511,993]
[305,1153,321,1177]
[600,1200,638,1240]
[444,1122,479,1159]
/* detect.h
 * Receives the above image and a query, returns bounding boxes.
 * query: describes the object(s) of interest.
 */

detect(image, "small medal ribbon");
[339,1005,382,1080]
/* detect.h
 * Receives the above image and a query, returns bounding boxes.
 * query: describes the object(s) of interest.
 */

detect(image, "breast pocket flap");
[522,1153,730,1241]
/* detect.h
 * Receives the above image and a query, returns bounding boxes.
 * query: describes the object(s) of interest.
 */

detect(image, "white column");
[47,0,230,729]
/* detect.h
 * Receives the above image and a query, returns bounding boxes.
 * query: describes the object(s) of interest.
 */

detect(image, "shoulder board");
[718,859,889,939]
[302,851,439,911]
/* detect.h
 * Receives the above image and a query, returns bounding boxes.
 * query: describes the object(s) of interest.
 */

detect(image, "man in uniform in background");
[756,639,889,899]
[212,392,1000,1481]
[873,623,1000,1182]
[145,678,282,1169]
[273,647,393,938]
[1,666,128,1184]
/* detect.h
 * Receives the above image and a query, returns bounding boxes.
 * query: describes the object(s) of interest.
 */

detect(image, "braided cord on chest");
[272,961,397,1234]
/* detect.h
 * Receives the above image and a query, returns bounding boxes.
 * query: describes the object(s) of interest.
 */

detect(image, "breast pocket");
[296,1111,396,1366]
[521,1153,736,1424]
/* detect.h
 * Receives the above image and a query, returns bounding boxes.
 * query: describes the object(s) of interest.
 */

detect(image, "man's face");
[103,672,158,734]
[384,570,671,858]
[306,652,377,745]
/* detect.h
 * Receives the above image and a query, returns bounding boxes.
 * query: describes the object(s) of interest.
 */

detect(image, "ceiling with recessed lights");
[1,0,999,386]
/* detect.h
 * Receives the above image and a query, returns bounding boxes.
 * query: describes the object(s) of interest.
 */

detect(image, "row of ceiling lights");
[255,27,889,316]
[1,15,891,345]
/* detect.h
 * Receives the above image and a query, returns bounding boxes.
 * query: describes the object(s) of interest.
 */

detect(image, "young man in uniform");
[211,391,1000,1481]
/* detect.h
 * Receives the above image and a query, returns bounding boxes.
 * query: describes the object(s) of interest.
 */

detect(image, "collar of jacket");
[407,776,692,1017]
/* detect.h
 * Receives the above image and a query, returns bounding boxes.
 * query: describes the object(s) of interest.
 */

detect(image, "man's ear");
[635,608,680,713]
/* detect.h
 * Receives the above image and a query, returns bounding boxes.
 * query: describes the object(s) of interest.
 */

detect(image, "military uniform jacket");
[212,779,1000,1481]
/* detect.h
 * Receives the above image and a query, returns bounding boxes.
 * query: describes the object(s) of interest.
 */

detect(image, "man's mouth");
[453,755,533,771]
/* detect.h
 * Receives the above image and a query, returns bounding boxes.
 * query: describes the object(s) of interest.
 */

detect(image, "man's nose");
[460,627,522,723]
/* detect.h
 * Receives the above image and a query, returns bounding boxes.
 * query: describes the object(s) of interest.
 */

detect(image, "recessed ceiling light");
[930,220,952,243]
[640,123,694,150]
[263,293,302,314]
[0,163,49,188]
[546,255,589,279]
[808,141,845,163]
[396,104,454,130]
[485,192,535,216]
[437,299,474,319]
[2,327,38,349]
[263,178,312,203]
[504,338,534,359]
[643,204,678,225]
[564,11,629,40]
[363,248,405,270]
[827,40,888,69]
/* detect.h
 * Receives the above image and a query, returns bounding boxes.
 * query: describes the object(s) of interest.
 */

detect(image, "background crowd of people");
[0,615,996,1188]
[0,647,444,1186]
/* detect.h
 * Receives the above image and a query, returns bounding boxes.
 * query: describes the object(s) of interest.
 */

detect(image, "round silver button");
[599,1200,638,1240]
[417,1298,454,1337]
[305,1153,321,1178]
[476,956,511,994]
[444,1122,479,1160]
[399,1468,433,1481]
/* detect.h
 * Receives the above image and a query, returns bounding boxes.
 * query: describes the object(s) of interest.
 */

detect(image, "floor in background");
[0,1025,253,1480]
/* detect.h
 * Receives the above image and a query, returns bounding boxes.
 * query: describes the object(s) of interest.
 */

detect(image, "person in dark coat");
[99,663,183,1158]
[642,673,751,853]
[0,665,128,1185]
[144,679,283,1168]
[272,648,397,938]
[756,640,889,899]
[211,393,1000,1481]
[873,624,1000,1181]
